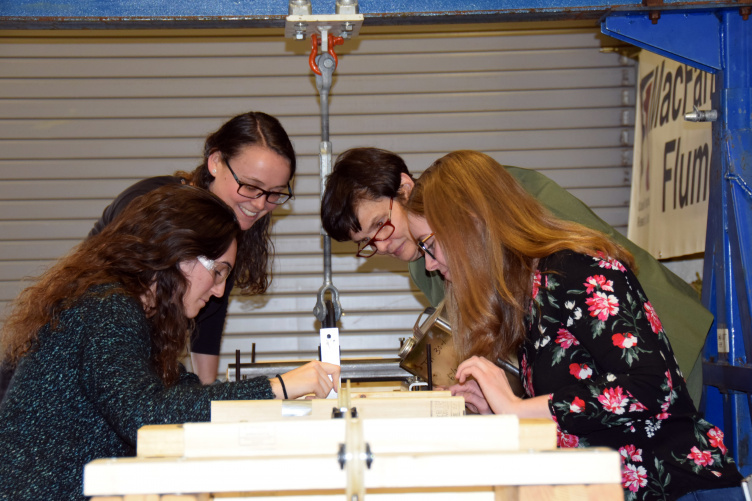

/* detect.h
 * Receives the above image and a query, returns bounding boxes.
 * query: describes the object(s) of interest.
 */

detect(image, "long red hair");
[408,150,634,362]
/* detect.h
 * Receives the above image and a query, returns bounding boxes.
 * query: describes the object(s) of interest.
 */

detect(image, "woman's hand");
[455,356,552,419]
[455,356,522,415]
[449,378,493,414]
[271,361,341,399]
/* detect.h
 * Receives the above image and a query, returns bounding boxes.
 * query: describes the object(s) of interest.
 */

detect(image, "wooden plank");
[83,448,622,496]
[212,489,496,500]
[92,486,623,501]
[210,397,466,422]
[348,390,451,399]
[137,424,185,459]
[137,414,535,459]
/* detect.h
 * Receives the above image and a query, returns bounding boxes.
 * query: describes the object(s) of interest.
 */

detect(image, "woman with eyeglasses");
[0,184,339,501]
[406,150,743,501]
[89,111,296,384]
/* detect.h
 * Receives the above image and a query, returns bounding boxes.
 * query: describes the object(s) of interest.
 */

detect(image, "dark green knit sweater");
[0,286,274,500]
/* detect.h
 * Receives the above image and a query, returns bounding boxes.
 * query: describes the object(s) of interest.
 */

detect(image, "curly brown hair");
[0,184,241,385]
[177,111,296,295]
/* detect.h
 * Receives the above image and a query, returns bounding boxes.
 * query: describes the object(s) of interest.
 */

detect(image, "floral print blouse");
[520,250,741,500]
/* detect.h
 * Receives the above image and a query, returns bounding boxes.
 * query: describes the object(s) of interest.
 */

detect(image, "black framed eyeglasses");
[417,232,436,261]
[356,198,395,258]
[197,256,233,286]
[224,158,293,205]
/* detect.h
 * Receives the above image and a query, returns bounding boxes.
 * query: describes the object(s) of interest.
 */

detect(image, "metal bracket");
[285,14,364,40]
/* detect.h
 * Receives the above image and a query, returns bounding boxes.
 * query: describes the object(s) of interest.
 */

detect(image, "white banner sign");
[628,51,714,259]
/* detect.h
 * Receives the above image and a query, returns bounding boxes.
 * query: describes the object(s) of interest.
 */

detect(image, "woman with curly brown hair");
[0,184,338,501]
[406,150,743,501]
[88,110,296,383]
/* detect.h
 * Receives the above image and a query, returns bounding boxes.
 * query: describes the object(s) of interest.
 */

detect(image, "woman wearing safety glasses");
[0,184,339,501]
[88,111,296,384]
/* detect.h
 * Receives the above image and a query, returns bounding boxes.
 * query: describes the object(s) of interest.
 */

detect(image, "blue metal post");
[604,8,752,473]
[701,8,752,475]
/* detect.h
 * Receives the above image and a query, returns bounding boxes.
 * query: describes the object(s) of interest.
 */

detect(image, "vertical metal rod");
[313,49,342,325]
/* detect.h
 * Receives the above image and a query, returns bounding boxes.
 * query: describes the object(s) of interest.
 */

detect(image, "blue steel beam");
[605,7,752,474]
[0,0,750,29]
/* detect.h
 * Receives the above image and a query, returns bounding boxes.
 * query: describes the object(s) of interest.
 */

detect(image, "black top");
[522,250,741,500]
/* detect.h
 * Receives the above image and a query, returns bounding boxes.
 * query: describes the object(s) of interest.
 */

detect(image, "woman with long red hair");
[407,150,742,501]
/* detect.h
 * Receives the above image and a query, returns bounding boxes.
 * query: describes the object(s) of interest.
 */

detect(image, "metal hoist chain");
[311,32,345,328]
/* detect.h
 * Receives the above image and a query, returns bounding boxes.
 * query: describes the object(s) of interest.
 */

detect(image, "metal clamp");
[310,33,345,75]
[285,13,364,41]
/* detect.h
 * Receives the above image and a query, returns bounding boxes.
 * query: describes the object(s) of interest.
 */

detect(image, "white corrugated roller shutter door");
[0,24,635,378]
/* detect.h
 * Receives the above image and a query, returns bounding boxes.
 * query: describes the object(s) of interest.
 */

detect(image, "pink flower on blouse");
[584,274,614,293]
[556,328,579,349]
[598,387,629,414]
[687,446,714,467]
[558,431,580,448]
[619,445,643,463]
[622,463,648,492]
[629,401,648,412]
[569,396,586,413]
[708,427,728,455]
[569,363,593,380]
[612,333,638,349]
[595,253,628,272]
[655,399,671,420]
[586,291,619,321]
[643,301,663,334]
[531,271,542,300]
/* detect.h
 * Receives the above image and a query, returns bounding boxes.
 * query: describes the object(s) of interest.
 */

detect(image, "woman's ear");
[398,172,415,199]
[208,152,222,177]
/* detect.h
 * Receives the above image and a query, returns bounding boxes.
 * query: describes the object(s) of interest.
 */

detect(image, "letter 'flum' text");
[663,138,710,213]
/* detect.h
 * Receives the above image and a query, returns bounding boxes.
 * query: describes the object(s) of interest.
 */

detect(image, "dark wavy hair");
[321,147,413,241]
[0,184,241,385]
[177,111,296,295]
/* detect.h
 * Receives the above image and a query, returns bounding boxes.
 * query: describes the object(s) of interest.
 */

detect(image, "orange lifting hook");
[309,33,345,75]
